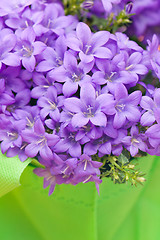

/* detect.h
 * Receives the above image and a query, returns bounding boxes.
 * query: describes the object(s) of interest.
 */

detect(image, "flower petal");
[22,55,36,72]
[2,53,20,66]
[90,112,107,127]
[76,22,91,45]
[72,113,89,127]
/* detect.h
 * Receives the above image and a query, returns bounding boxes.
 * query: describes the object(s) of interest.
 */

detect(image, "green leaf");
[118,153,129,165]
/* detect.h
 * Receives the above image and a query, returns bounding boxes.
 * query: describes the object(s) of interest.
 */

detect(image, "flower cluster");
[128,0,160,42]
[80,0,160,42]
[0,0,160,195]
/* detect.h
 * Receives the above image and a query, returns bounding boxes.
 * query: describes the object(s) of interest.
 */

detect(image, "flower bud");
[137,177,146,183]
[128,164,135,169]
[126,2,133,14]
[81,0,94,9]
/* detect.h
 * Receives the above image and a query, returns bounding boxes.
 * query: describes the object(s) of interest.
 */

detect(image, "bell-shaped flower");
[71,154,102,194]
[0,0,36,16]
[36,3,77,36]
[22,118,59,160]
[36,35,67,72]
[37,86,64,120]
[101,0,121,12]
[113,83,142,128]
[53,124,82,158]
[0,28,20,69]
[0,116,26,154]
[140,88,160,126]
[49,51,92,97]
[0,66,26,93]
[67,22,112,64]
[122,125,147,156]
[33,167,65,195]
[119,51,148,84]
[5,7,44,36]
[64,83,115,128]
[15,27,46,72]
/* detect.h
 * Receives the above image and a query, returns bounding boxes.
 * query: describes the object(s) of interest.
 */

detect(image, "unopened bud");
[128,164,135,169]
[137,177,146,183]
[126,174,129,180]
[126,2,133,14]
[114,174,119,180]
[81,0,94,9]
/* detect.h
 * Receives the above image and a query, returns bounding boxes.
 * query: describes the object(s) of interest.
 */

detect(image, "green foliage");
[87,8,134,33]
[62,0,86,16]
[62,0,134,34]
[94,152,146,186]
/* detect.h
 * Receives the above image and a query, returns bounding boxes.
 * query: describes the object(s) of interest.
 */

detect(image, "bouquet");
[1,0,160,196]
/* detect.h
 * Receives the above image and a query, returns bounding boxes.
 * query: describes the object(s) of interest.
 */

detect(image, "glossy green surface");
[0,154,159,240]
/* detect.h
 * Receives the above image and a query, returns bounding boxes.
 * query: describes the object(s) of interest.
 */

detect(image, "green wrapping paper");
[0,154,160,240]
[0,151,31,198]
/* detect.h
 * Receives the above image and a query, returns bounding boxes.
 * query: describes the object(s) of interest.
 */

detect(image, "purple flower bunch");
[87,0,160,42]
[128,0,160,42]
[0,0,160,195]
[88,0,129,15]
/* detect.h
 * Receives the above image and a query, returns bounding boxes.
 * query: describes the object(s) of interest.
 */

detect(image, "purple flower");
[15,27,46,72]
[0,78,15,107]
[37,86,63,119]
[36,3,77,36]
[5,7,44,36]
[0,116,26,154]
[119,51,148,84]
[115,32,143,52]
[144,124,160,155]
[75,123,103,145]
[45,114,61,134]
[64,83,115,128]
[0,0,36,16]
[31,72,62,98]
[12,106,40,129]
[67,22,112,64]
[81,0,94,9]
[3,89,31,115]
[6,144,28,162]
[125,2,133,14]
[84,136,112,156]
[146,34,160,79]
[94,55,137,93]
[140,88,160,126]
[146,124,160,140]
[101,0,121,12]
[53,124,82,158]
[33,167,63,195]
[36,35,67,72]
[49,51,92,96]
[1,0,159,194]
[0,66,26,93]
[22,118,59,160]
[50,157,78,178]
[113,84,142,128]
[0,28,20,69]
[109,128,127,156]
[34,153,78,195]
[71,154,102,194]
[128,0,160,42]
[122,125,147,156]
